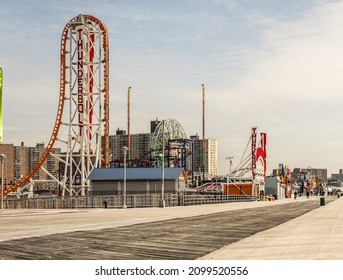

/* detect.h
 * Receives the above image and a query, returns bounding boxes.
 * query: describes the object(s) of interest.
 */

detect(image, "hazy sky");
[1,0,343,176]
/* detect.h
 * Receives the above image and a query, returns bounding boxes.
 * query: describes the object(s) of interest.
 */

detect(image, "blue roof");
[88,167,184,180]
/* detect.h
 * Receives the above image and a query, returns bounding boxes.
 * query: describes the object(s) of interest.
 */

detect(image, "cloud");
[212,1,343,175]
[211,0,239,11]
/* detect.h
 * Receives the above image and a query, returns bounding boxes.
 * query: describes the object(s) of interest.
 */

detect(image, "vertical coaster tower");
[4,14,109,197]
[60,14,109,196]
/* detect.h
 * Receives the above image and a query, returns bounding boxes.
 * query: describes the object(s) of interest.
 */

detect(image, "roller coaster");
[3,14,267,197]
[4,14,109,197]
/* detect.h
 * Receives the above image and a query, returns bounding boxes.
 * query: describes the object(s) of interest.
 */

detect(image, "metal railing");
[2,194,258,209]
[181,194,258,206]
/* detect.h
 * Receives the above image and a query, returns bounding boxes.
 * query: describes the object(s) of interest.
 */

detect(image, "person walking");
[103,198,108,208]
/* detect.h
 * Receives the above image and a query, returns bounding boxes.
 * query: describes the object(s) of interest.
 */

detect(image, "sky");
[1,0,343,176]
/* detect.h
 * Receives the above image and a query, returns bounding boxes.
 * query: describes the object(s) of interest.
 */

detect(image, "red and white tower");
[60,14,109,196]
[5,14,109,197]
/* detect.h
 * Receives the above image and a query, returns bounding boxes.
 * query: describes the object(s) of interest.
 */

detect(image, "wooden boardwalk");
[0,198,335,260]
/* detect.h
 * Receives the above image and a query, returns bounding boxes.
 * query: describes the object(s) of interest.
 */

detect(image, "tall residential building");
[29,143,47,180]
[108,129,152,164]
[291,167,327,183]
[0,143,14,185]
[108,121,158,164]
[331,169,343,181]
[191,135,218,181]
[28,144,61,180]
[0,142,63,184]
[14,142,29,183]
[47,147,62,177]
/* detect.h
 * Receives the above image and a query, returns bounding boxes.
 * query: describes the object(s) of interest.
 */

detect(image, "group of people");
[293,191,310,199]
[293,190,326,199]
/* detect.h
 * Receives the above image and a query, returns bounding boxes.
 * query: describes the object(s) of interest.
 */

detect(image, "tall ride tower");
[4,14,110,197]
[59,14,110,196]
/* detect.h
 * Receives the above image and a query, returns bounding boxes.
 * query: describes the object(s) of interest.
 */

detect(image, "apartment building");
[191,135,218,181]
[14,142,29,183]
[29,143,47,180]
[108,129,152,164]
[0,143,14,184]
[291,167,327,183]
[0,142,62,184]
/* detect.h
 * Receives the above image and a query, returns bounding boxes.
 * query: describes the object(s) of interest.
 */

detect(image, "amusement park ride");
[226,127,267,195]
[3,14,267,198]
[4,14,109,197]
[229,127,267,180]
[196,127,267,195]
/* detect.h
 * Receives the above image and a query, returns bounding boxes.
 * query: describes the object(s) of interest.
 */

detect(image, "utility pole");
[225,156,234,175]
[160,120,165,208]
[127,87,131,160]
[122,146,129,208]
[0,154,7,210]
[201,84,205,182]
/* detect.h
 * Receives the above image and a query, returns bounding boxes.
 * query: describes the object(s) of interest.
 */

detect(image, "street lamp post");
[225,157,233,194]
[225,156,234,175]
[122,146,129,209]
[160,152,165,208]
[160,120,165,208]
[0,154,7,210]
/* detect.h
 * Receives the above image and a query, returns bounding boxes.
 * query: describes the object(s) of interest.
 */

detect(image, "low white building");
[265,176,286,200]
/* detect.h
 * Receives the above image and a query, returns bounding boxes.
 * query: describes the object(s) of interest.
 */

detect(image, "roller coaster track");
[4,15,109,196]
